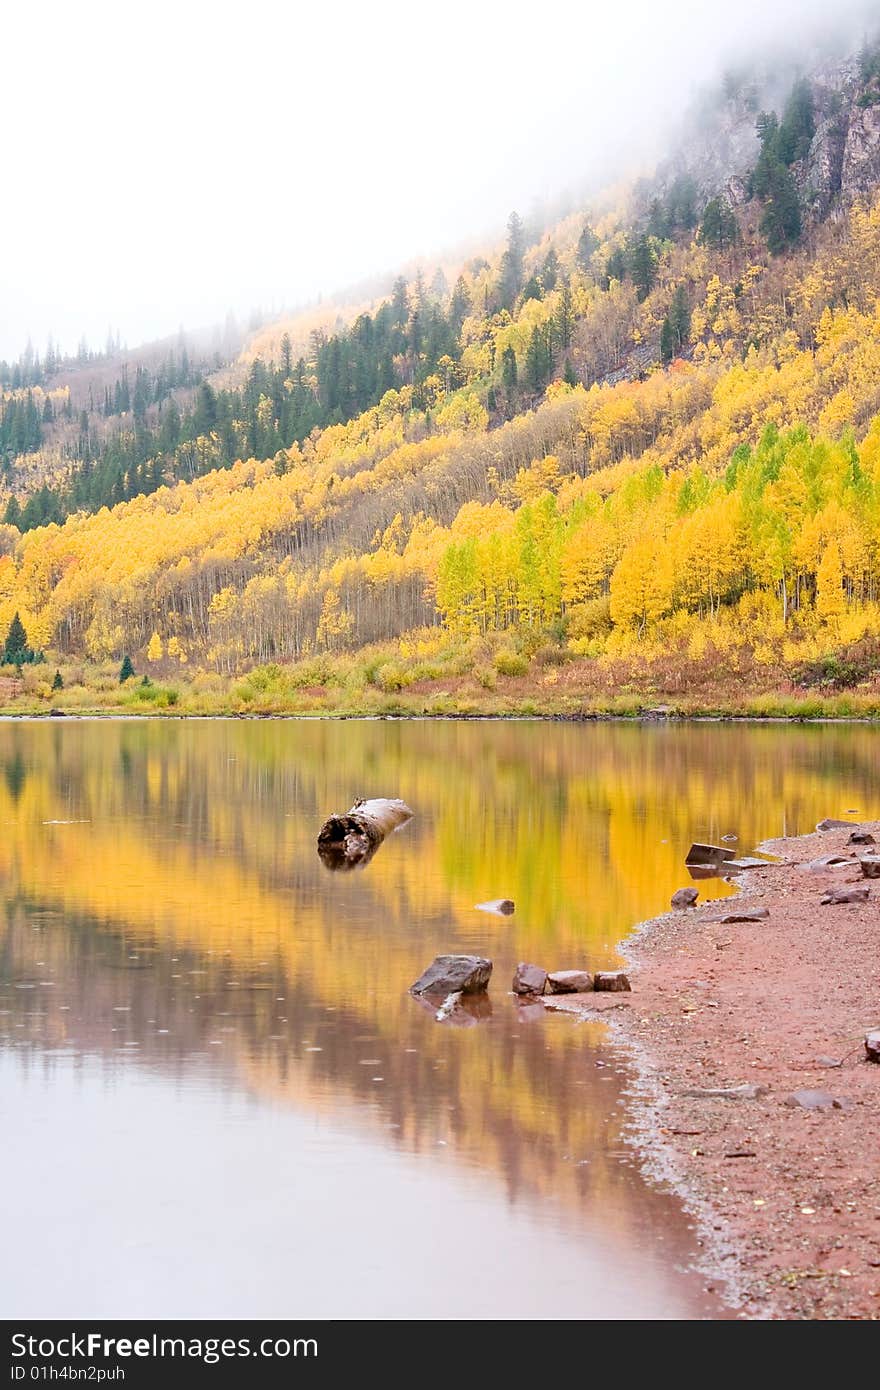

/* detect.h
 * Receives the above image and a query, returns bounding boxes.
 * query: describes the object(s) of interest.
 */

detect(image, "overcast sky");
[1,0,874,360]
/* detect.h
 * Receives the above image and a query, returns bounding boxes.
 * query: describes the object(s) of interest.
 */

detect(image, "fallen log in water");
[317,796,413,870]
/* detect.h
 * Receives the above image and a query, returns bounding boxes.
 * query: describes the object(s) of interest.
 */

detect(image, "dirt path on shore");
[548,823,880,1320]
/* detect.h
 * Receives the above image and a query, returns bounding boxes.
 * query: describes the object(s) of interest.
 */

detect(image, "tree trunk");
[317,797,413,871]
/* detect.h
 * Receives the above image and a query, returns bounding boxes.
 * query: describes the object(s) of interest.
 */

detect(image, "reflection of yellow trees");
[2,721,878,976]
[2,721,879,1225]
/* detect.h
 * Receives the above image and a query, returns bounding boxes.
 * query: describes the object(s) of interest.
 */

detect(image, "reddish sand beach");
[547,822,880,1320]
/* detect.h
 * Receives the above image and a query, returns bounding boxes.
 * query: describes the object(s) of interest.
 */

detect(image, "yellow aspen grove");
[815,542,846,624]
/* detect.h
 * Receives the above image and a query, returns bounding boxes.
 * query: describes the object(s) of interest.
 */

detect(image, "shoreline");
[3,709,880,724]
[548,823,880,1320]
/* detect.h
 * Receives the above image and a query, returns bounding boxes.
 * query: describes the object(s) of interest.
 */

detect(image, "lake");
[2,718,877,1319]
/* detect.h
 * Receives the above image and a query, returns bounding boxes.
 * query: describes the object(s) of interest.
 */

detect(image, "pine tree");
[576,224,599,272]
[498,211,525,309]
[628,236,656,301]
[501,346,518,397]
[3,612,28,664]
[119,654,135,682]
[698,197,739,251]
[3,495,21,527]
[760,163,802,253]
[51,670,63,691]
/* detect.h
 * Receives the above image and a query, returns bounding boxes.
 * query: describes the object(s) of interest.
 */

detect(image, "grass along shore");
[7,628,880,719]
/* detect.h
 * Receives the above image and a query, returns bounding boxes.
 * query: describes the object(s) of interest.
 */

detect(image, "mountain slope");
[6,37,880,713]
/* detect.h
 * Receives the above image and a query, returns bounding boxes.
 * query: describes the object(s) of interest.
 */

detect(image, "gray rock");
[865,1030,880,1063]
[683,1083,767,1100]
[847,830,875,846]
[816,818,859,831]
[671,886,699,909]
[858,855,880,878]
[685,842,736,866]
[411,954,492,996]
[805,853,853,871]
[705,907,770,924]
[820,886,870,905]
[593,971,631,992]
[546,970,594,994]
[783,1088,849,1111]
[511,963,548,996]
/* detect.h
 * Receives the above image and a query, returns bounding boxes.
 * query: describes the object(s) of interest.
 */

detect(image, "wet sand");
[547,822,880,1320]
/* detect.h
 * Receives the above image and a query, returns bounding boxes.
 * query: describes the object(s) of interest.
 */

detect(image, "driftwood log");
[317,797,413,870]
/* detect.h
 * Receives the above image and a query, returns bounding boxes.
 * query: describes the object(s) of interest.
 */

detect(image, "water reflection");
[2,718,878,1317]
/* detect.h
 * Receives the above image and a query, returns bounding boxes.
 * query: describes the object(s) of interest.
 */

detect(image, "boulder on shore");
[593,970,631,992]
[865,1030,880,1063]
[512,962,548,996]
[816,817,859,831]
[848,830,876,846]
[820,886,870,905]
[411,954,492,996]
[858,855,880,878]
[546,969,594,994]
[671,887,698,909]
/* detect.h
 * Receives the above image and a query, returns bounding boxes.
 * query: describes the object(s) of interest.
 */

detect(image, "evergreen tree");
[698,197,739,250]
[280,333,293,379]
[3,495,21,527]
[51,669,63,691]
[119,654,135,682]
[576,224,599,272]
[604,244,628,286]
[563,357,577,387]
[498,211,526,309]
[628,235,656,300]
[760,163,802,254]
[524,328,549,393]
[3,612,28,664]
[541,249,559,292]
[501,345,518,397]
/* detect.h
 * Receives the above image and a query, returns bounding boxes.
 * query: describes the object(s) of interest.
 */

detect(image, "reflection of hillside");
[2,720,878,1226]
[1,901,637,1222]
[2,721,879,965]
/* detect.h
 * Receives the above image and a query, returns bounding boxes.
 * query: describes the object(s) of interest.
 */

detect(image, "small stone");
[512,962,548,996]
[847,830,876,846]
[546,969,594,994]
[671,887,699,909]
[820,886,870,905]
[683,1083,767,1100]
[783,1088,837,1110]
[411,954,492,996]
[593,971,631,992]
[805,854,853,871]
[865,1030,880,1063]
[705,908,770,923]
[858,855,880,878]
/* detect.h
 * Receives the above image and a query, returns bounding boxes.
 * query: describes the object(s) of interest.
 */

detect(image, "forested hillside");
[6,39,880,714]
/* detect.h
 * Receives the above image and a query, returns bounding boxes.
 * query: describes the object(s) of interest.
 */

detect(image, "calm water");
[2,718,878,1320]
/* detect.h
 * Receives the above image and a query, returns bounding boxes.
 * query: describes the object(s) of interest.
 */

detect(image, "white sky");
[0,0,874,360]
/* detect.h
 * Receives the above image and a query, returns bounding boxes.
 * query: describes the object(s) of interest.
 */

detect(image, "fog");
[1,0,875,360]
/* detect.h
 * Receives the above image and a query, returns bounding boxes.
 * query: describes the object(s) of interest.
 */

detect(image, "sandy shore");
[547,822,880,1320]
